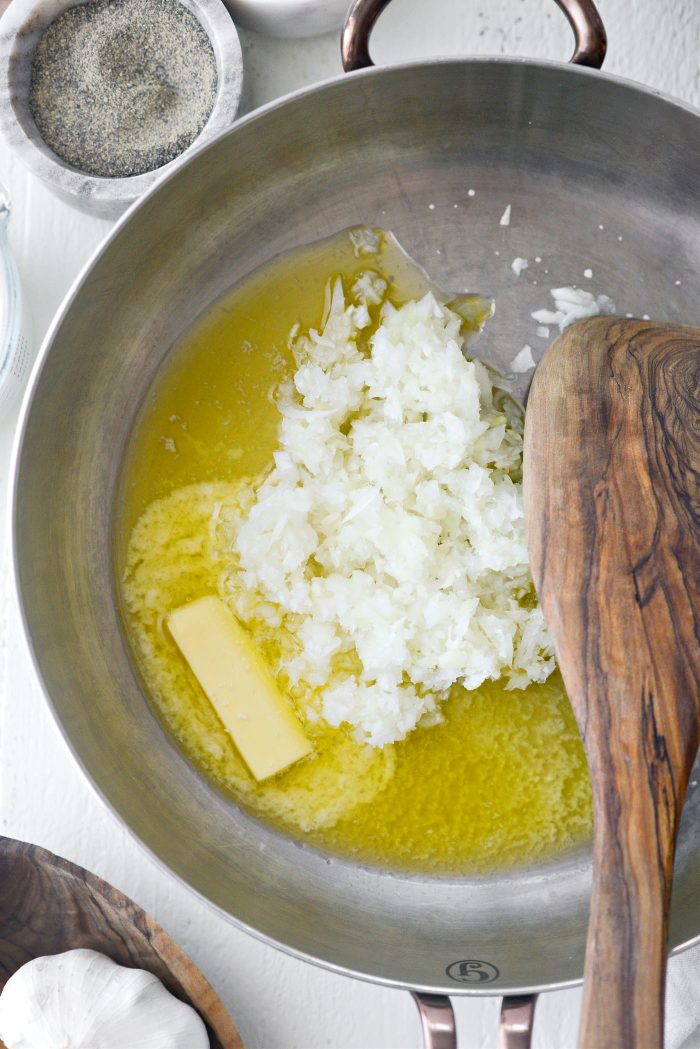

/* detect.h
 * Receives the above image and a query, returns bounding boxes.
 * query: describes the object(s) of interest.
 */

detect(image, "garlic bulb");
[0,949,210,1049]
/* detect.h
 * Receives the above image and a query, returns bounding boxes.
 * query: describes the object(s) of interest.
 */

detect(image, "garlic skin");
[0,949,210,1049]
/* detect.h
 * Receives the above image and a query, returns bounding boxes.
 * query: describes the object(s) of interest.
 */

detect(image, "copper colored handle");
[411,992,538,1049]
[500,995,538,1049]
[412,993,456,1049]
[554,0,607,66]
[342,0,606,72]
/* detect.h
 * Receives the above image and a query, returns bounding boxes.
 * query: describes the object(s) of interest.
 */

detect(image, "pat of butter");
[168,596,312,781]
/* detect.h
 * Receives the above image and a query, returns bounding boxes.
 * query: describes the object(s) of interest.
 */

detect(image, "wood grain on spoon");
[524,317,700,1049]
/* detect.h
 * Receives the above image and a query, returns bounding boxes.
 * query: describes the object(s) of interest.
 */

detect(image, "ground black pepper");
[29,0,218,179]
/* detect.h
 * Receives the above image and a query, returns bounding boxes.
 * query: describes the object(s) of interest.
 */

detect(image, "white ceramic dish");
[0,0,244,218]
[223,0,349,38]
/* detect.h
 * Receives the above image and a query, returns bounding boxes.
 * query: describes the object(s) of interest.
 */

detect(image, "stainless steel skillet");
[10,0,700,1045]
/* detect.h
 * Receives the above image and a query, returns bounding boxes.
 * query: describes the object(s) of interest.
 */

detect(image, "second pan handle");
[411,993,538,1049]
[342,0,607,73]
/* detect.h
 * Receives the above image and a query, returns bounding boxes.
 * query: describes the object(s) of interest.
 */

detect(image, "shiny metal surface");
[342,0,606,72]
[412,993,457,1049]
[12,58,700,996]
[500,995,537,1049]
[554,0,607,66]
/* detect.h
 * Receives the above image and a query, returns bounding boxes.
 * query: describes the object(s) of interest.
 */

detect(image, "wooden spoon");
[523,317,700,1049]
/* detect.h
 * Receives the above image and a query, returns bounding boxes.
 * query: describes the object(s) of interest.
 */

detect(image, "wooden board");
[0,836,244,1049]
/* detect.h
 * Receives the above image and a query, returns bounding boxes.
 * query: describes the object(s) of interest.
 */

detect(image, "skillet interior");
[13,59,700,994]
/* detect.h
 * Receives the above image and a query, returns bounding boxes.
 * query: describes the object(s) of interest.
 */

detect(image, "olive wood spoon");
[523,317,700,1049]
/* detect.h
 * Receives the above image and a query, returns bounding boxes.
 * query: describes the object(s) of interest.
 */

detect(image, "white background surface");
[1,1,700,1046]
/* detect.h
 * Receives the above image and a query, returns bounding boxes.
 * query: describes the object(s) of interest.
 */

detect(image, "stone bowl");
[0,0,244,218]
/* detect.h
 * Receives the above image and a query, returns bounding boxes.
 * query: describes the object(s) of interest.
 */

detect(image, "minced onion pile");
[227,276,554,746]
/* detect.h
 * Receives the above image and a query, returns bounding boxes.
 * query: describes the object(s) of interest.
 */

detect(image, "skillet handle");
[412,993,456,1049]
[411,993,538,1048]
[500,995,538,1049]
[342,0,606,72]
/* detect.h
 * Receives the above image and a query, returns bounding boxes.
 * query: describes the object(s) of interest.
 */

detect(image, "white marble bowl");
[0,0,244,218]
[224,0,349,38]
